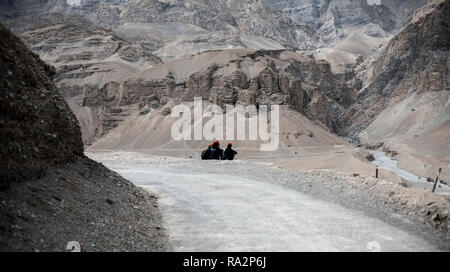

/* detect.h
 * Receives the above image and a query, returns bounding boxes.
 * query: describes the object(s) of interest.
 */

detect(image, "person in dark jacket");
[210,141,223,160]
[201,144,213,160]
[222,142,237,160]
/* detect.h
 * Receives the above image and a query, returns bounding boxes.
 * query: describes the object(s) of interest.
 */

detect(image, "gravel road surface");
[89,152,441,252]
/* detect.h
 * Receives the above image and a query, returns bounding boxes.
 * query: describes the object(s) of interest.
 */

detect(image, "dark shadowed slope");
[0,24,167,251]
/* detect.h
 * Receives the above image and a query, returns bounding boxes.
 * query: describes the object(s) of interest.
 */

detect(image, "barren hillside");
[355,0,450,180]
[0,24,167,251]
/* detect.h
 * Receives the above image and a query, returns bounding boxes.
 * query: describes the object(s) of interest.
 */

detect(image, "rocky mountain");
[1,1,447,148]
[412,0,447,22]
[352,0,450,180]
[263,0,432,70]
[64,48,354,144]
[351,0,449,134]
[1,3,353,145]
[0,23,166,251]
[118,0,320,60]
[2,0,437,62]
[2,0,320,61]
[265,0,428,44]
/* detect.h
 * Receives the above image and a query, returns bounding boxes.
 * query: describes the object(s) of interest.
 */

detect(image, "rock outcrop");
[54,49,354,144]
[116,0,320,54]
[2,0,446,146]
[4,0,428,55]
[1,9,333,144]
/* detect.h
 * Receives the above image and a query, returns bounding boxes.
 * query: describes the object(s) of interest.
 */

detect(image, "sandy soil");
[89,106,348,152]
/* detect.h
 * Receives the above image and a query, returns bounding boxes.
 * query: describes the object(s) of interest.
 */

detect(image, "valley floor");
[88,152,450,251]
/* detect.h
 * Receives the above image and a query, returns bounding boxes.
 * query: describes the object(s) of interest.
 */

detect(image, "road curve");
[90,152,437,252]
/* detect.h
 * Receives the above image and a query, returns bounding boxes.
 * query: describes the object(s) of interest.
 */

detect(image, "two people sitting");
[201,141,237,160]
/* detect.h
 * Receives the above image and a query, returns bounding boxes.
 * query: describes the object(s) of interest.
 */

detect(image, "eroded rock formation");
[60,49,354,144]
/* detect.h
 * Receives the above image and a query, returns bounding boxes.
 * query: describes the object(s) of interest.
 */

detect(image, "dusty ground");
[0,157,168,252]
[89,104,348,152]
[259,149,449,236]
[252,149,450,236]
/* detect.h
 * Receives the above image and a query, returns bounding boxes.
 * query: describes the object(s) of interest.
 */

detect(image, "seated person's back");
[210,141,223,160]
[223,143,237,160]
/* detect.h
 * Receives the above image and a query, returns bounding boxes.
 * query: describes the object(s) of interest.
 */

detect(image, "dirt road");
[89,152,440,252]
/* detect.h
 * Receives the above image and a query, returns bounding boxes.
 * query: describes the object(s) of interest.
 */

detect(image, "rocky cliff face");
[3,12,163,144]
[3,0,320,61]
[59,48,354,144]
[347,0,450,137]
[265,0,428,45]
[412,0,446,23]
